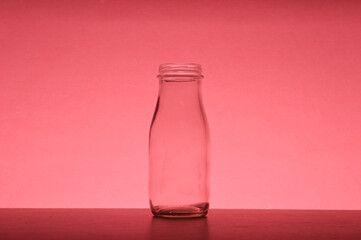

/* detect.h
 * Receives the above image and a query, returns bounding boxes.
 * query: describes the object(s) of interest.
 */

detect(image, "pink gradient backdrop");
[1,0,360,209]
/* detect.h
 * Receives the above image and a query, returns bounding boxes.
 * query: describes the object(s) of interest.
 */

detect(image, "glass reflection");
[150,216,209,240]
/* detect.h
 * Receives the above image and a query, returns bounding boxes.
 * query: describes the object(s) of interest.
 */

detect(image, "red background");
[1,0,360,209]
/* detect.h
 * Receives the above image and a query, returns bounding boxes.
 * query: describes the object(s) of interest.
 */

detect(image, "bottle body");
[149,63,209,217]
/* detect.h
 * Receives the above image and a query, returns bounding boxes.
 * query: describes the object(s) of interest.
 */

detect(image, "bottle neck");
[157,77,202,113]
[156,63,204,113]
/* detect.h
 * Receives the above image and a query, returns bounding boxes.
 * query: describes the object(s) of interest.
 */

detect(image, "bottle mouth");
[158,63,203,78]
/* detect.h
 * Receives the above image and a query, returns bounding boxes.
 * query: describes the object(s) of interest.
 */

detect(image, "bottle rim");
[158,63,203,78]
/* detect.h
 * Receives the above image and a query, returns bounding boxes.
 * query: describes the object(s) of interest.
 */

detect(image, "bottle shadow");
[149,216,209,240]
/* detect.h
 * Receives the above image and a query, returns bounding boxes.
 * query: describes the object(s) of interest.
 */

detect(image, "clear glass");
[149,63,210,218]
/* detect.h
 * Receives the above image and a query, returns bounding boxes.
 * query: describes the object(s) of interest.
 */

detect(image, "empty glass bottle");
[149,63,210,218]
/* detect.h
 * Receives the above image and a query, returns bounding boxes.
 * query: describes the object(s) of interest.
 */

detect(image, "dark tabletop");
[0,209,360,240]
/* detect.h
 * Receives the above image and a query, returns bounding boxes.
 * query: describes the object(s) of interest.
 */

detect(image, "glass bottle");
[149,63,210,217]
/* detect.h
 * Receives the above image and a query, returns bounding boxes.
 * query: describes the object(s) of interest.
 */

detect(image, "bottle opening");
[158,63,203,78]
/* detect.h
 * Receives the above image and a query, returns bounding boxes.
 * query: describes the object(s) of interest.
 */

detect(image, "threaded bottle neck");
[158,63,203,79]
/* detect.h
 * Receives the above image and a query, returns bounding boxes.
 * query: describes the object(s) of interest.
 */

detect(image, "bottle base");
[151,202,209,218]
